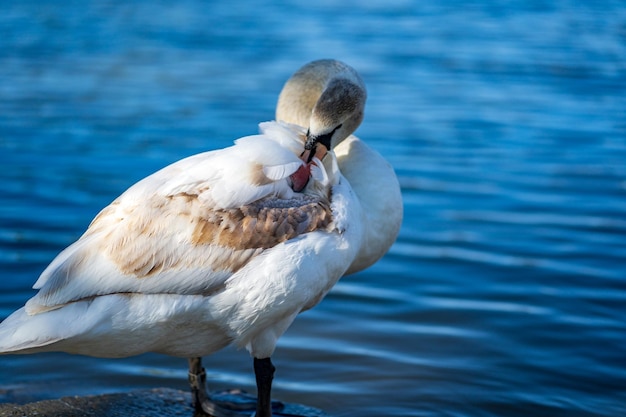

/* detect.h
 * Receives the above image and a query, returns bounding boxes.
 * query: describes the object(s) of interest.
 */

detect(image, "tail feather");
[0,305,84,354]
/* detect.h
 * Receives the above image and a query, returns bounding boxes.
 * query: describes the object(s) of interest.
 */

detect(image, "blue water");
[1,1,625,416]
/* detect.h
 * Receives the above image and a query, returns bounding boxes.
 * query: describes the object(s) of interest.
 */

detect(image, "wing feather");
[26,122,336,315]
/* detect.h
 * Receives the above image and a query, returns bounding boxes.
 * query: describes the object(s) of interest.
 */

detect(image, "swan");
[0,59,402,417]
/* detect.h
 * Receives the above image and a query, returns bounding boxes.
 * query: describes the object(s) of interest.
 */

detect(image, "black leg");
[189,357,209,411]
[188,357,243,417]
[253,357,275,417]
[188,356,283,417]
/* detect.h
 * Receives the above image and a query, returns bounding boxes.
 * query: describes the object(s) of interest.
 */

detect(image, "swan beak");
[300,143,328,164]
[289,143,328,192]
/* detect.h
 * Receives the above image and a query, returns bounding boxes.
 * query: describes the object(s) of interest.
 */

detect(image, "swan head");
[276,59,367,161]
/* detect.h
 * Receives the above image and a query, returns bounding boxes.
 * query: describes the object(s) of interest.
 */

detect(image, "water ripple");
[1,1,625,416]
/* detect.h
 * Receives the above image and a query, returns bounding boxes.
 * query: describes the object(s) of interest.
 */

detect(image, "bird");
[0,59,403,417]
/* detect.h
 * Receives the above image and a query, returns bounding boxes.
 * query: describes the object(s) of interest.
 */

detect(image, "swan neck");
[335,137,403,275]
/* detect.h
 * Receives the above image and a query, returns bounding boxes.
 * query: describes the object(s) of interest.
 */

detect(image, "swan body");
[0,59,402,416]
[0,121,359,360]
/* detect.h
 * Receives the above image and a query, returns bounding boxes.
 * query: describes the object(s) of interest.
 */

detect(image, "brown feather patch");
[87,192,333,279]
[190,195,332,249]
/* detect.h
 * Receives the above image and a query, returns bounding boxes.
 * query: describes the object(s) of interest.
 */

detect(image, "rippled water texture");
[1,2,625,416]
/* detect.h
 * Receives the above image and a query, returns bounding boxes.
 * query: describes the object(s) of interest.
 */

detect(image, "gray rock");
[0,388,327,417]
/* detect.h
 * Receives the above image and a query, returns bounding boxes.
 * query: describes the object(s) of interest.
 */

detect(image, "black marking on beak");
[307,145,317,163]
[304,124,342,151]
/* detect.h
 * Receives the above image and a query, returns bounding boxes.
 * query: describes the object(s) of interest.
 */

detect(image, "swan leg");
[188,357,284,417]
[188,357,246,417]
[253,357,275,417]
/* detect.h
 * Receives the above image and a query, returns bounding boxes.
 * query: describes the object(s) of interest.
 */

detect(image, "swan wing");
[26,122,333,314]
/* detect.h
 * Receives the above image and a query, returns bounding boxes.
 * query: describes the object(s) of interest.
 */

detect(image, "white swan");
[0,59,403,417]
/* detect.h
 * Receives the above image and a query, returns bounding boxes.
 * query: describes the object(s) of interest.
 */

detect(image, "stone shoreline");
[0,388,327,417]
[0,388,192,417]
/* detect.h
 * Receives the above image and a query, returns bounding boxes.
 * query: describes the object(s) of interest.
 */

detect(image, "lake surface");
[1,1,625,416]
